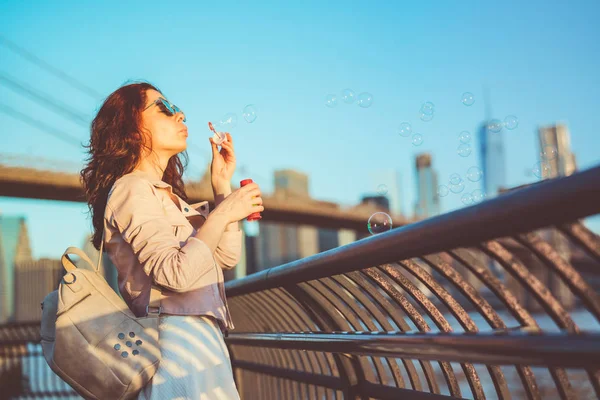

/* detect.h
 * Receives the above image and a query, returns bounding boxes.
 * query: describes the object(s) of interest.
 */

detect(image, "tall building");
[538,123,577,178]
[498,123,580,311]
[14,258,62,322]
[478,121,506,197]
[361,195,390,212]
[273,169,310,199]
[537,123,578,309]
[0,215,33,323]
[478,88,506,197]
[414,153,440,219]
[243,169,355,275]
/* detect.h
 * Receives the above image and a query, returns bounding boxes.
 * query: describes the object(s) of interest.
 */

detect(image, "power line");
[0,72,91,127]
[0,34,104,100]
[0,36,267,185]
[0,103,83,148]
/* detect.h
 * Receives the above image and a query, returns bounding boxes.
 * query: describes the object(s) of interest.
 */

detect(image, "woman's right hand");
[212,182,264,223]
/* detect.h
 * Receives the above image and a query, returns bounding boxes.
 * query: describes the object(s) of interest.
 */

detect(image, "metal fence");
[1,165,600,399]
[223,165,600,399]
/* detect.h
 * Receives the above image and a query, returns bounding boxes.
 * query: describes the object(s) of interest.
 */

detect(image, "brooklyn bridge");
[1,161,600,399]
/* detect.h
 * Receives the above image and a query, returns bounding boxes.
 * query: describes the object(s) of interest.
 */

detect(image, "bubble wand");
[208,122,228,145]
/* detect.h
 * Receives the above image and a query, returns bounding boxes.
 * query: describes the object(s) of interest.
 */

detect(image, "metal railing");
[1,165,600,399]
[222,164,600,399]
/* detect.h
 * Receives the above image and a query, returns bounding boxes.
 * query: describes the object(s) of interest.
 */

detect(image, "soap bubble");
[533,161,552,179]
[541,145,557,160]
[357,92,373,108]
[210,113,237,145]
[398,122,412,137]
[459,131,472,144]
[418,101,435,122]
[438,185,449,197]
[461,92,475,106]
[419,111,434,122]
[466,166,483,182]
[487,119,503,133]
[368,212,393,235]
[504,115,519,130]
[457,143,472,157]
[214,113,237,130]
[412,133,424,146]
[242,104,257,123]
[449,173,462,185]
[222,113,237,127]
[341,89,356,104]
[450,181,465,194]
[421,102,435,115]
[461,193,474,205]
[325,94,337,108]
[471,189,486,203]
[376,184,388,195]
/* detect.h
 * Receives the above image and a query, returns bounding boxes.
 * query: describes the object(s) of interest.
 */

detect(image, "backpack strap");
[61,230,105,273]
[62,224,163,316]
[62,247,95,272]
[147,285,163,316]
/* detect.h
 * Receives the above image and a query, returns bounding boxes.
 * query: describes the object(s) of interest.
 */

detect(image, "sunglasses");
[144,97,186,122]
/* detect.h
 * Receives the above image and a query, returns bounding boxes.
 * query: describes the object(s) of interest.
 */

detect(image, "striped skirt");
[137,315,240,400]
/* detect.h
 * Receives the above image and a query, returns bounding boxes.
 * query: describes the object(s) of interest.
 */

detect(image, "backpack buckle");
[146,305,162,316]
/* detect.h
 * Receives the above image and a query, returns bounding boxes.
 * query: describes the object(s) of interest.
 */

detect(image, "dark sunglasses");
[144,97,186,122]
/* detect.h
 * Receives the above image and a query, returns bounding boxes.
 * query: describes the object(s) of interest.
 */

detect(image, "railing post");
[285,284,368,399]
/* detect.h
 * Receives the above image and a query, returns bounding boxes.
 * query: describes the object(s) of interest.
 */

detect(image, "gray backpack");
[40,240,163,399]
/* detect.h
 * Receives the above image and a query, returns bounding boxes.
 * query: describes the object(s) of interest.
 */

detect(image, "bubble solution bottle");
[240,179,262,221]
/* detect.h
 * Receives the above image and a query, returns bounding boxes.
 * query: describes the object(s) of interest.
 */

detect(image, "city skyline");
[1,1,600,258]
[1,3,599,398]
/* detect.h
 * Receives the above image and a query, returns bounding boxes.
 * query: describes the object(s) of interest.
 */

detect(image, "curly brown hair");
[81,81,188,250]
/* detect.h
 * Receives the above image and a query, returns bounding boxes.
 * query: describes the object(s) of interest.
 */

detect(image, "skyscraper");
[273,169,310,199]
[14,258,62,322]
[248,169,318,272]
[0,215,33,323]
[478,88,506,197]
[360,195,390,212]
[414,153,440,219]
[538,123,577,178]
[244,169,353,274]
[537,123,578,309]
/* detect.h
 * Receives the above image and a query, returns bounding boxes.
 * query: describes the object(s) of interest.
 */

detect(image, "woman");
[81,81,263,399]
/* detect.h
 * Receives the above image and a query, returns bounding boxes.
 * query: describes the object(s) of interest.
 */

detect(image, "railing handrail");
[226,164,600,296]
[226,331,600,369]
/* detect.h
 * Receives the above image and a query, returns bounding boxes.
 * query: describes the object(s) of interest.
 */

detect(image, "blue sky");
[1,0,599,258]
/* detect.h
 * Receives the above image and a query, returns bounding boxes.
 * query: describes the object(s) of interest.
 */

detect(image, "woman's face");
[141,89,188,157]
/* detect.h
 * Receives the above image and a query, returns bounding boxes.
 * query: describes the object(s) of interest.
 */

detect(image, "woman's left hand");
[210,132,236,188]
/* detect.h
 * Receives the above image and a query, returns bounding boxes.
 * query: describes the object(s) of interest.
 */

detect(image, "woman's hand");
[210,132,236,189]
[211,182,264,223]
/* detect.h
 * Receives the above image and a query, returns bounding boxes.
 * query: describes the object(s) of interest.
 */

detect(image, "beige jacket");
[103,170,240,335]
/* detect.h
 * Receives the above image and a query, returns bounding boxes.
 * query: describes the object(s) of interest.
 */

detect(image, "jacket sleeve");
[214,231,242,270]
[107,180,216,293]
[190,201,242,270]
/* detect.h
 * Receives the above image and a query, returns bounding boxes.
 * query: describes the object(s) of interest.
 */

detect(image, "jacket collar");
[129,169,172,189]
[128,170,209,217]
